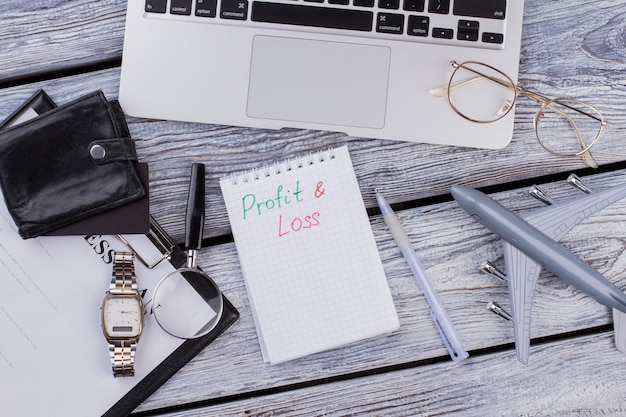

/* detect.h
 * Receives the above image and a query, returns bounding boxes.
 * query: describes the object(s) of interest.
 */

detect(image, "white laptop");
[119,0,524,149]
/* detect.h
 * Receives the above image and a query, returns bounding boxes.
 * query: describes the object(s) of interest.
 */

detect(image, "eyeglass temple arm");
[519,86,607,125]
[428,62,519,97]
[428,76,483,97]
[432,63,607,126]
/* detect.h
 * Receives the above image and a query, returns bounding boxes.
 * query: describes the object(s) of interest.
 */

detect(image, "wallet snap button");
[90,144,106,160]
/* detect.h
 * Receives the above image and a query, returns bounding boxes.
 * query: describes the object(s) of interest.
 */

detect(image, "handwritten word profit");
[242,181,304,220]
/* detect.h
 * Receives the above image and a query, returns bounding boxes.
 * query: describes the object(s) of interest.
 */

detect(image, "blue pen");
[376,190,469,362]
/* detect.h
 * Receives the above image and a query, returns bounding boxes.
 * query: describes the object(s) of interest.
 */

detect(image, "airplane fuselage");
[452,185,626,314]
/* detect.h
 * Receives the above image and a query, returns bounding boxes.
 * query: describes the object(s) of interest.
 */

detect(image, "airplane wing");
[502,241,542,364]
[520,182,626,241]
[505,181,626,363]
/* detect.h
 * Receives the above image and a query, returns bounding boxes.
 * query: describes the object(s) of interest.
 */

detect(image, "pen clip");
[430,310,469,362]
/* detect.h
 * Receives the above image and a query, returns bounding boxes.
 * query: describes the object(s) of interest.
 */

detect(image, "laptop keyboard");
[144,0,507,50]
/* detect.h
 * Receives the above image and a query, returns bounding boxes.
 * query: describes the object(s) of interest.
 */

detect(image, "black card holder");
[0,91,145,239]
[0,89,57,130]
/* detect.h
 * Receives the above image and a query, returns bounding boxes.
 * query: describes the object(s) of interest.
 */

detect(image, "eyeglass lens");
[534,98,604,157]
[447,62,516,123]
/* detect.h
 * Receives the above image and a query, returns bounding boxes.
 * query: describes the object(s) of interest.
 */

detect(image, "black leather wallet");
[0,91,146,239]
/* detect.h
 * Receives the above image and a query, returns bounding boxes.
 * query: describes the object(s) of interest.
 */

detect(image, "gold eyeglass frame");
[443,60,609,162]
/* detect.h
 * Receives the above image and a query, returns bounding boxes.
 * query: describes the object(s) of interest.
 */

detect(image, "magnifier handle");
[185,163,206,251]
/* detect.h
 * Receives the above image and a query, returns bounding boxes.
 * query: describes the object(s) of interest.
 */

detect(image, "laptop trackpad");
[247,36,390,129]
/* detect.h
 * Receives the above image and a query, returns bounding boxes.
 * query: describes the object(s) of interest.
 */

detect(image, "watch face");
[102,294,144,339]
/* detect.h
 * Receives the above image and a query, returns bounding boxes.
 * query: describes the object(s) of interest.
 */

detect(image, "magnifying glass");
[152,163,224,339]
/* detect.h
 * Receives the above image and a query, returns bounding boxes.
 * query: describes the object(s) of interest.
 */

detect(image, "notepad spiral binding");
[228,148,336,185]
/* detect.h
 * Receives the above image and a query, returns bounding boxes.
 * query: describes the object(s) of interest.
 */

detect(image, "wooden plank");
[132,169,626,412]
[0,0,127,84]
[135,331,626,416]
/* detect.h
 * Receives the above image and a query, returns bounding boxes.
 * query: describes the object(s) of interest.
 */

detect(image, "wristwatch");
[101,252,146,377]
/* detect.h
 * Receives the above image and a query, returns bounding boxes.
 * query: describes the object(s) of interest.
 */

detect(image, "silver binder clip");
[117,217,176,269]
[487,301,512,321]
[529,184,554,205]
[567,173,592,194]
[481,261,508,282]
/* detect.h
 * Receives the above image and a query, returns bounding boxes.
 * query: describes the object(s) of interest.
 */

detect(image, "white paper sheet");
[0,197,185,416]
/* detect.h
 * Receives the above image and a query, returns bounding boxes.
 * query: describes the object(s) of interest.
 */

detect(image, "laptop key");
[432,27,453,39]
[196,0,218,17]
[483,32,504,43]
[403,0,424,12]
[145,0,167,13]
[378,0,400,10]
[251,2,374,32]
[457,19,478,41]
[376,12,404,34]
[407,15,428,36]
[171,0,193,15]
[221,0,249,20]
[453,0,506,20]
[428,0,449,14]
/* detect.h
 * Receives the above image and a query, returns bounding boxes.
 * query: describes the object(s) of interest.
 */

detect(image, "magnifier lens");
[152,268,224,339]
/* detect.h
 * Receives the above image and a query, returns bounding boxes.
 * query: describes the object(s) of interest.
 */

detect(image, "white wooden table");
[2,0,626,415]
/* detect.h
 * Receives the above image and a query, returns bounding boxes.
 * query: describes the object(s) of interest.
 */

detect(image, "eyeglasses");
[429,61,610,168]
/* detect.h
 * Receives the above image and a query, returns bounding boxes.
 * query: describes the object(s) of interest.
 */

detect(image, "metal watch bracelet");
[109,252,139,377]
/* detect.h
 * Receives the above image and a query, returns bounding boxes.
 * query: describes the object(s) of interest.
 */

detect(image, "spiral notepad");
[220,146,399,364]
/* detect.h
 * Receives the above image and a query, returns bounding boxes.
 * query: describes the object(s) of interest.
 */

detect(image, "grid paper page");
[220,146,399,364]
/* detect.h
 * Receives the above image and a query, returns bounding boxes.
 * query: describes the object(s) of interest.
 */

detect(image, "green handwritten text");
[242,181,304,220]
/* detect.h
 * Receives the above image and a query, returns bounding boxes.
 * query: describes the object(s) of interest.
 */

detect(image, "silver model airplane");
[451,175,626,364]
